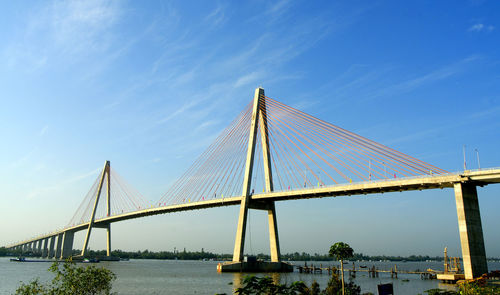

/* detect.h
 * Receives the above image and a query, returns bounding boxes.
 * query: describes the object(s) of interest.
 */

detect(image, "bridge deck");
[8,168,500,248]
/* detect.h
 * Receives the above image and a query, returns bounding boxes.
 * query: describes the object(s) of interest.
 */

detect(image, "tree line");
[5,246,498,262]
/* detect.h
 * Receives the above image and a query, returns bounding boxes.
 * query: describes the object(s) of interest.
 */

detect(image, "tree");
[329,242,354,295]
[309,281,320,295]
[235,276,309,295]
[16,261,116,295]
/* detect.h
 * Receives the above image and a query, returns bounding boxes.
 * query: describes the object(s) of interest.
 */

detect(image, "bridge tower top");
[242,87,273,196]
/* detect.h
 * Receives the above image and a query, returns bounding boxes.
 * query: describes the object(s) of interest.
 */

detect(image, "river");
[1,258,499,294]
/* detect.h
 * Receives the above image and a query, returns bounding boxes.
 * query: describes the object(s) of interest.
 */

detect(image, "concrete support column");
[106,224,111,257]
[55,233,63,259]
[454,183,488,279]
[61,231,74,259]
[233,199,249,262]
[36,240,42,255]
[48,236,56,258]
[42,238,49,257]
[267,203,280,262]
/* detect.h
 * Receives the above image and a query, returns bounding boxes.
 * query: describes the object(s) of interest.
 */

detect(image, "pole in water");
[463,145,467,171]
[368,160,371,181]
[475,148,481,170]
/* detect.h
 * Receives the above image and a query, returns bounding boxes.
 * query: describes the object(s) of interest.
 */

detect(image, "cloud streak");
[26,167,101,200]
[468,23,494,32]
[364,55,481,101]
[39,125,49,137]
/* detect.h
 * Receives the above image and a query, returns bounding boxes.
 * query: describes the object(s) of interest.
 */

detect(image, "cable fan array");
[66,167,150,228]
[261,95,447,191]
[65,93,448,227]
[156,101,258,206]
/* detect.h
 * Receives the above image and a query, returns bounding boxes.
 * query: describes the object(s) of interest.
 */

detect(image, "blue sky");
[1,0,499,257]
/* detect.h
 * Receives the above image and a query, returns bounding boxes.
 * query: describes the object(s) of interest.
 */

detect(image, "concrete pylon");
[42,238,48,257]
[48,236,56,258]
[55,233,63,259]
[454,183,488,279]
[232,87,281,263]
[81,161,111,257]
[36,240,42,255]
[61,231,74,259]
[106,164,112,257]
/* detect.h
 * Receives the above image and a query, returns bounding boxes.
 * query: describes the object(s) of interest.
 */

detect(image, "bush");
[234,273,364,295]
[16,261,116,295]
[235,276,309,295]
[425,282,500,295]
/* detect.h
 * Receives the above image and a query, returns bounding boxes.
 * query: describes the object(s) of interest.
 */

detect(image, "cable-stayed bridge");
[6,88,500,278]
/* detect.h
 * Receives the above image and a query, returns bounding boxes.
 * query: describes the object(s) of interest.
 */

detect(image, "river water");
[1,257,499,294]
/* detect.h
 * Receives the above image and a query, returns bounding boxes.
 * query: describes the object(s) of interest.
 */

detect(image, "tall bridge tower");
[222,87,290,272]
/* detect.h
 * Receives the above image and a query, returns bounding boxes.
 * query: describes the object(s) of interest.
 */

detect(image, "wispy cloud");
[204,4,226,27]
[196,120,218,131]
[468,23,495,32]
[26,167,101,200]
[265,0,292,21]
[156,99,203,125]
[50,0,121,54]
[467,104,500,119]
[234,71,265,88]
[39,125,49,137]
[366,55,481,101]
[3,0,121,72]
[10,148,37,168]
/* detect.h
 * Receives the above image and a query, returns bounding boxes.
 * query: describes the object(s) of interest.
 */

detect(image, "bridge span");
[5,88,500,279]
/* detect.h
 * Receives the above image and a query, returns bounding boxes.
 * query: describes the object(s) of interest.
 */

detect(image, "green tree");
[309,281,320,295]
[235,276,309,295]
[329,242,354,295]
[16,261,116,295]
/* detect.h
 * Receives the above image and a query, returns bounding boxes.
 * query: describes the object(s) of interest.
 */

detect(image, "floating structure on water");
[436,247,465,283]
[296,261,437,280]
[218,256,293,272]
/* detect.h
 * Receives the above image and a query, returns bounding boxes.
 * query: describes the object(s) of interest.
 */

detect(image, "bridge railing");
[256,167,500,196]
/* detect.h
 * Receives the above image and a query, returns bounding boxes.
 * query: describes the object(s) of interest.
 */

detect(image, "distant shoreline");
[2,247,499,262]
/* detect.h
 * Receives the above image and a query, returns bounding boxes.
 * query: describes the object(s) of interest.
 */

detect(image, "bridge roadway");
[8,168,500,248]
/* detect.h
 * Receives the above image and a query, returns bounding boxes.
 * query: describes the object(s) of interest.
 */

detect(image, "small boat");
[10,257,26,262]
[360,265,367,268]
[81,258,100,263]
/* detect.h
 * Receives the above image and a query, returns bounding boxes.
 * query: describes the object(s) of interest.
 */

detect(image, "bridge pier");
[61,231,74,259]
[454,183,488,279]
[55,233,63,259]
[36,240,42,255]
[106,224,111,257]
[48,236,56,258]
[42,238,49,257]
[267,202,280,262]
